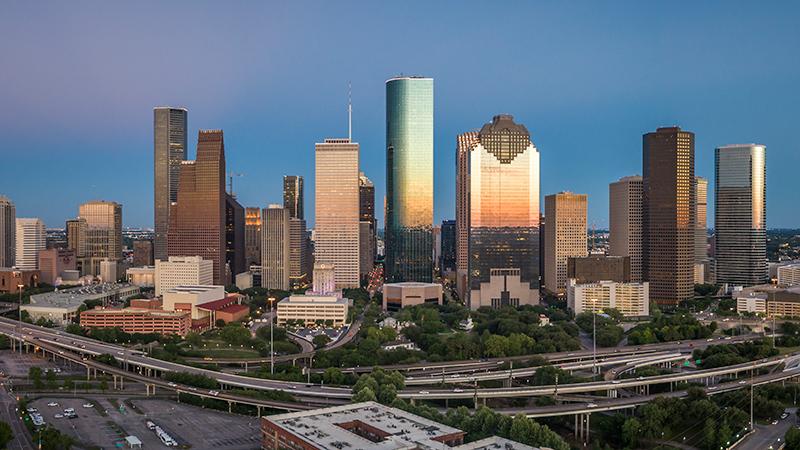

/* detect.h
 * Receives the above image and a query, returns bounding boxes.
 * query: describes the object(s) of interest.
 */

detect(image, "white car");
[54,414,63,419]
[47,402,58,407]
[208,390,219,396]
[739,380,747,385]
[586,403,598,408]
[167,382,177,387]
[612,380,621,384]
[82,403,93,408]
[452,388,464,393]
[419,391,429,395]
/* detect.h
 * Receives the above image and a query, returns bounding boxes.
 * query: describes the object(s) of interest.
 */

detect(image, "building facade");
[567,255,630,283]
[715,144,768,286]
[440,219,456,276]
[15,218,45,270]
[79,201,122,275]
[543,192,587,295]
[288,217,310,288]
[567,279,650,317]
[244,207,262,267]
[154,256,214,296]
[385,76,434,283]
[282,175,304,220]
[80,307,191,336]
[276,294,349,327]
[65,218,86,257]
[609,176,643,282]
[359,172,376,281]
[382,282,443,312]
[778,264,800,287]
[262,206,290,290]
[0,196,14,267]
[225,193,246,280]
[315,138,360,288]
[168,130,227,284]
[456,115,540,309]
[38,248,76,285]
[153,107,188,262]
[133,240,154,267]
[642,127,695,305]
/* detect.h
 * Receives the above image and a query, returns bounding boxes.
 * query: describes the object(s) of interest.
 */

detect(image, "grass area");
[778,346,800,355]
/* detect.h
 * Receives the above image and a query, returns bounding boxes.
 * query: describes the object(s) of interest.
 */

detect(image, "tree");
[322,368,345,385]
[0,421,12,449]
[313,334,331,349]
[621,417,642,447]
[352,386,376,402]
[785,427,800,450]
[185,332,203,347]
[29,366,43,389]
[46,369,57,389]
[99,379,108,393]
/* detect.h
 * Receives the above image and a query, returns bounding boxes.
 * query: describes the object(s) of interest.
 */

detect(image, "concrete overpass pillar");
[86,366,90,381]
[228,401,233,414]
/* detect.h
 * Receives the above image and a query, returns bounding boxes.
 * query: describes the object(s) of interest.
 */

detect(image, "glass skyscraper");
[456,115,540,309]
[385,77,434,282]
[153,107,187,262]
[715,144,767,286]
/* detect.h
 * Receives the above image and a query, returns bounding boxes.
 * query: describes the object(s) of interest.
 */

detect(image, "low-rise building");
[736,293,767,315]
[381,339,419,351]
[734,284,800,318]
[276,294,349,327]
[161,285,246,329]
[126,266,155,287]
[38,248,76,285]
[0,268,39,293]
[567,279,649,317]
[79,307,191,336]
[382,282,443,312]
[778,264,800,287]
[155,256,214,296]
[261,402,537,450]
[567,255,630,283]
[23,283,139,325]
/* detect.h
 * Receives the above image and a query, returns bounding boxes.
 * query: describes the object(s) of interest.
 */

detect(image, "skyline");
[2,1,799,228]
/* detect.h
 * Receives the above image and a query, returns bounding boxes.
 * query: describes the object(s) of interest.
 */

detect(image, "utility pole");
[268,297,275,375]
[750,361,755,431]
[17,281,23,354]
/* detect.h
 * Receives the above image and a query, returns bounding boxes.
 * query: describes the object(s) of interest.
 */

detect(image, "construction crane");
[227,171,244,198]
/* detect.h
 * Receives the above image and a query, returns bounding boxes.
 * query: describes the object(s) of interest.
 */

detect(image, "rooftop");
[383,282,441,288]
[27,283,138,310]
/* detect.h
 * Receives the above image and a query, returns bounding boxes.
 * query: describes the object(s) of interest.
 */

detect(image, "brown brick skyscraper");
[642,126,695,306]
[168,130,226,284]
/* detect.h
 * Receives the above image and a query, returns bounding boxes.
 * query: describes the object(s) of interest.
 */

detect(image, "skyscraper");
[439,220,456,276]
[456,115,541,309]
[245,207,262,267]
[65,218,86,258]
[262,205,290,290]
[715,144,767,286]
[359,172,376,281]
[225,193,245,280]
[168,130,226,284]
[642,127,695,305]
[695,176,708,262]
[153,107,188,262]
[288,217,310,287]
[315,138,360,288]
[15,218,45,270]
[609,176,643,282]
[385,76,434,282]
[79,200,122,275]
[133,240,154,266]
[283,176,304,220]
[0,196,15,267]
[544,192,587,296]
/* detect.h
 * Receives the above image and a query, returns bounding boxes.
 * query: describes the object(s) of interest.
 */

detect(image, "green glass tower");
[385,76,434,282]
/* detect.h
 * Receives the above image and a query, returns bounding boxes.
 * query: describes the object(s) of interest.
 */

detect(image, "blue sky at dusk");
[1,1,798,229]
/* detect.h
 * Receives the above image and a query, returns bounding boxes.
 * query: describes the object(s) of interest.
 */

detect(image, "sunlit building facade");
[15,218,45,270]
[543,192,587,295]
[385,76,434,283]
[79,200,122,275]
[456,115,540,309]
[715,144,767,286]
[245,207,262,267]
[153,107,188,262]
[608,176,642,282]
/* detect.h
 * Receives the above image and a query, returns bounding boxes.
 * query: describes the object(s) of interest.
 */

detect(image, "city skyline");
[2,2,799,230]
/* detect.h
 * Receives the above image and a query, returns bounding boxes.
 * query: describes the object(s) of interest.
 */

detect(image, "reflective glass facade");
[456,115,540,308]
[715,144,767,286]
[153,107,187,262]
[385,77,434,282]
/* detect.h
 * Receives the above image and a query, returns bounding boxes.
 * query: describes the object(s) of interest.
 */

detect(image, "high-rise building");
[642,127,695,306]
[456,115,540,308]
[15,218,45,270]
[385,76,434,283]
[0,196,14,267]
[283,175,304,220]
[168,130,226,284]
[245,207,262,267]
[440,220,456,276]
[79,201,122,275]
[695,177,708,262]
[315,138,360,288]
[225,193,245,280]
[133,240,154,267]
[262,205,290,290]
[38,248,76,285]
[288,217,310,287]
[544,192,587,295]
[359,172,376,281]
[153,107,188,262]
[65,218,86,258]
[155,256,214,296]
[609,176,643,282]
[715,144,767,286]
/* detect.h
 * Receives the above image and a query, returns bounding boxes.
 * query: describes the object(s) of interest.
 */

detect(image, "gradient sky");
[2,1,798,229]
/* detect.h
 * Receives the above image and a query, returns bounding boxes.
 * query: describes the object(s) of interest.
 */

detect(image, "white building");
[778,264,800,287]
[99,259,117,283]
[126,266,155,287]
[161,285,225,320]
[311,263,336,294]
[467,268,536,310]
[314,138,360,288]
[155,256,214,296]
[277,293,349,327]
[567,279,650,317]
[735,292,767,315]
[15,218,45,270]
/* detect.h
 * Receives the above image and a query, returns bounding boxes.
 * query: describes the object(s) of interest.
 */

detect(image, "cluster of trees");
[786,427,800,450]
[0,421,11,449]
[350,368,405,404]
[575,310,625,347]
[164,371,219,389]
[778,322,800,347]
[692,340,778,369]
[628,314,716,345]
[66,324,165,345]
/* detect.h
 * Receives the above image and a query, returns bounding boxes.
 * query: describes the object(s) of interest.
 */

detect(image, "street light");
[16,278,24,354]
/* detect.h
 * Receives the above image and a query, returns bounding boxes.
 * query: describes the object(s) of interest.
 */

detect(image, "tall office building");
[695,177,708,262]
[15,218,45,270]
[133,240,154,266]
[245,207,262,267]
[153,107,188,262]
[0,196,14,267]
[609,176,643,282]
[642,127,695,305]
[385,76,434,282]
[65,218,86,258]
[439,220,456,276]
[315,138,360,288]
[225,193,245,280]
[359,172,376,280]
[715,144,767,286]
[262,205,290,291]
[79,201,122,275]
[283,176,304,220]
[168,130,226,284]
[456,115,541,308]
[544,192,587,295]
[288,217,310,287]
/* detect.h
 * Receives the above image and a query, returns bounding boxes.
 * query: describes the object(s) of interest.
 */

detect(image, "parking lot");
[0,350,81,378]
[29,396,261,449]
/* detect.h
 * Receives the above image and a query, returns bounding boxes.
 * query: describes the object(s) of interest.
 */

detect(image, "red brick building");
[80,307,191,336]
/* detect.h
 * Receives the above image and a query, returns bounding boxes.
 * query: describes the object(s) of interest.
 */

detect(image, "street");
[738,407,798,450]
[0,382,29,450]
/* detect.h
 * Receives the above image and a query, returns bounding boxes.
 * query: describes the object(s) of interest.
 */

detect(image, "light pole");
[16,279,24,354]
[268,296,275,375]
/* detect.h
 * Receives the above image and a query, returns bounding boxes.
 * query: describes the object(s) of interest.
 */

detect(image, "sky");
[1,1,798,229]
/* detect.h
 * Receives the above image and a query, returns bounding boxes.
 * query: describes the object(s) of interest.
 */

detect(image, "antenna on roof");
[348,81,352,141]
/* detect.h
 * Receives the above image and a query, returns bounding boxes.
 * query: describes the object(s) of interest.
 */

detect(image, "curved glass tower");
[385,77,434,282]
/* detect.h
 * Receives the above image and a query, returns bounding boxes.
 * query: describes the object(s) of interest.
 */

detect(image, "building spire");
[348,81,352,141]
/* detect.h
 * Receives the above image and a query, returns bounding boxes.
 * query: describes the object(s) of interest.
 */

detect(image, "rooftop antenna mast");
[348,81,352,141]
